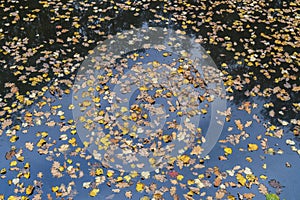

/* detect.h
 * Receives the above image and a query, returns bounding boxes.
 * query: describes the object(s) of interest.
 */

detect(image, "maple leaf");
[191,145,203,155]
[125,191,132,199]
[25,142,34,151]
[169,171,179,178]
[268,179,284,194]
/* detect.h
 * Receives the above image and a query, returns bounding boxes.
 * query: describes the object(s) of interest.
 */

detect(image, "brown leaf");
[191,145,203,155]
[5,150,15,160]
[235,120,244,130]
[25,142,34,151]
[258,184,268,195]
[214,177,222,187]
[215,190,225,199]
[125,191,132,199]
[243,193,255,199]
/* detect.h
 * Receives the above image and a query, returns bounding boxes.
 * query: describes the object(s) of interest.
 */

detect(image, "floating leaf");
[136,182,145,192]
[224,147,232,155]
[248,144,258,151]
[266,193,280,200]
[236,173,246,186]
[26,185,34,195]
[89,188,99,197]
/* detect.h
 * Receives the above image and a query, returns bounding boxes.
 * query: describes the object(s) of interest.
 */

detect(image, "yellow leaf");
[124,175,131,182]
[120,107,128,113]
[68,138,77,146]
[107,170,114,177]
[227,195,235,200]
[59,166,64,172]
[7,196,18,200]
[36,138,46,147]
[248,143,258,151]
[41,132,48,138]
[246,174,256,182]
[93,97,100,103]
[149,157,156,165]
[179,155,190,163]
[201,108,208,114]
[152,61,160,68]
[262,163,267,169]
[68,104,74,110]
[136,182,145,192]
[260,175,268,180]
[23,172,30,179]
[177,66,184,73]
[74,23,80,28]
[130,171,139,178]
[224,147,232,155]
[162,135,171,143]
[67,159,72,164]
[100,136,110,147]
[95,168,103,176]
[71,129,77,135]
[187,179,195,185]
[116,176,123,182]
[52,186,59,192]
[269,125,277,131]
[0,168,6,174]
[10,161,17,167]
[16,156,24,162]
[89,188,99,197]
[236,173,246,186]
[245,157,253,162]
[177,174,184,181]
[10,136,19,143]
[139,86,148,91]
[26,185,34,195]
[163,52,169,57]
[82,100,91,107]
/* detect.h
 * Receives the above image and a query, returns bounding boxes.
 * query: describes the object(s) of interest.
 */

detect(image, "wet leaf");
[89,188,99,197]
[248,144,259,151]
[136,182,145,192]
[266,193,280,200]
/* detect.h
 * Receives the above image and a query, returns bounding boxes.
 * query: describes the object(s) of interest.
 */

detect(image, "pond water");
[0,0,299,199]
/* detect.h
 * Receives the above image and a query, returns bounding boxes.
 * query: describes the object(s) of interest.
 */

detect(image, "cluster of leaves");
[0,0,299,199]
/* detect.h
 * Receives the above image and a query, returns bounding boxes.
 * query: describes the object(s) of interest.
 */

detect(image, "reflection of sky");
[203,98,299,199]
[73,47,215,173]
[1,89,300,199]
[1,54,299,199]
